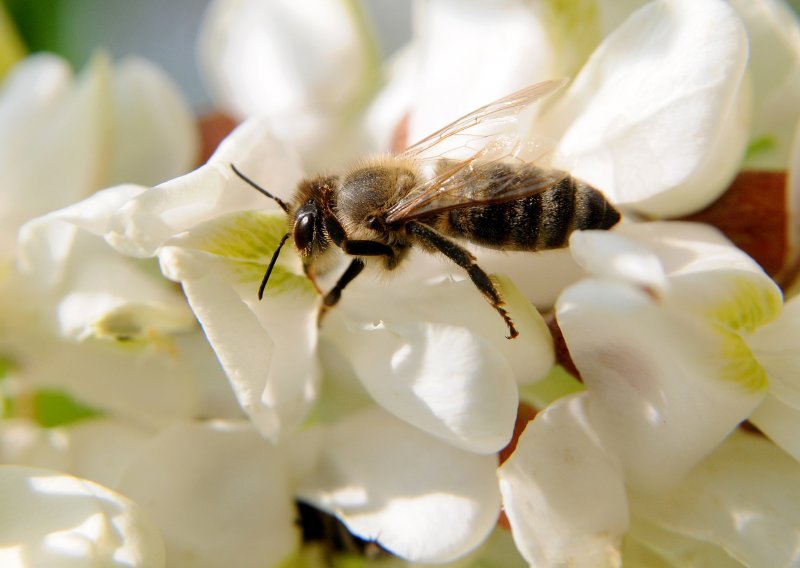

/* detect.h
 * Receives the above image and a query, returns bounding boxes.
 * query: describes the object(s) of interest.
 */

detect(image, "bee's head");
[289,175,339,261]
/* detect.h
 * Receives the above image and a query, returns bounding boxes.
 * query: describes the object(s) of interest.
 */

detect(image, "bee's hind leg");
[406,221,519,339]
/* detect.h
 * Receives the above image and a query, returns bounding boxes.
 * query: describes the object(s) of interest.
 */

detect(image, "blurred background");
[2,0,413,111]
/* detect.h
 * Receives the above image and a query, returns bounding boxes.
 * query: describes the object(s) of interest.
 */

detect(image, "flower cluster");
[2,0,800,566]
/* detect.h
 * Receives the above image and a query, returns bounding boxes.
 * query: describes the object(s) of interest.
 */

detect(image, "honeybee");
[233,79,620,339]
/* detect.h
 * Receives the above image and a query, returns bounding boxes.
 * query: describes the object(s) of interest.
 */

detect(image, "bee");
[232,79,620,339]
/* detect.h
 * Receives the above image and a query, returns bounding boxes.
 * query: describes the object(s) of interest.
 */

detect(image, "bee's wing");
[398,78,568,160]
[386,135,569,224]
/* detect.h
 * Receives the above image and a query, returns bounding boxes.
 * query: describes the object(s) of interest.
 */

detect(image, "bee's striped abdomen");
[441,168,620,252]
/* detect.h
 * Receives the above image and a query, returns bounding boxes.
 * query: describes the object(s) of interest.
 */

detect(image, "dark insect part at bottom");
[296,500,393,564]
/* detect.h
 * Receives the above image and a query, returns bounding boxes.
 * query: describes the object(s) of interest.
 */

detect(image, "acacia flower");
[106,0,800,564]
[1,52,236,426]
[5,0,800,565]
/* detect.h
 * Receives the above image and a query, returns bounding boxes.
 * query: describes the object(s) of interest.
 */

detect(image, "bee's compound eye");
[293,212,315,251]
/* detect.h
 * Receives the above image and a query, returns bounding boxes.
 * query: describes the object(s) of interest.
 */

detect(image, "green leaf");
[4,0,60,54]
[33,389,102,428]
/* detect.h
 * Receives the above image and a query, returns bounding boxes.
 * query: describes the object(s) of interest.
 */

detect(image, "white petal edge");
[297,407,501,563]
[498,394,628,568]
[106,117,302,258]
[557,275,766,490]
[158,246,320,442]
[0,465,165,567]
[631,431,800,568]
[541,0,750,217]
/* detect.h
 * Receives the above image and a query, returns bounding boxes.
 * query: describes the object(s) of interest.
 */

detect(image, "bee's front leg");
[320,258,365,314]
[317,240,394,326]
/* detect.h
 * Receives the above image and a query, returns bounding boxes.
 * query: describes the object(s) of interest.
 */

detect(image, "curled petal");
[626,518,748,568]
[542,0,750,217]
[569,229,668,295]
[106,117,303,258]
[328,320,517,454]
[612,221,771,280]
[158,211,319,441]
[557,275,766,490]
[298,408,501,563]
[0,465,165,567]
[325,275,553,453]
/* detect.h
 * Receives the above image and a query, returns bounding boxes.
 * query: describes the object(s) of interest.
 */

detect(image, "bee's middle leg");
[407,221,519,339]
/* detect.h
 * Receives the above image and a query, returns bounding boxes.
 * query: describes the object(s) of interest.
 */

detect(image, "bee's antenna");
[259,233,291,300]
[231,163,290,213]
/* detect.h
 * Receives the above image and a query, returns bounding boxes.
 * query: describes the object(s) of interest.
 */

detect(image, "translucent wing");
[386,79,569,224]
[398,78,568,160]
[386,136,569,223]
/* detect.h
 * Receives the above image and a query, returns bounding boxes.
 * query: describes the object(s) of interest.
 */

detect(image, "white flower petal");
[344,273,554,384]
[749,294,800,408]
[199,0,373,120]
[106,117,302,258]
[17,185,196,341]
[569,229,668,294]
[0,53,111,252]
[613,222,768,279]
[557,275,766,490]
[16,331,202,427]
[0,465,165,567]
[730,0,800,169]
[626,518,745,568]
[328,320,516,454]
[0,419,71,473]
[158,224,320,442]
[116,422,298,568]
[476,247,587,309]
[363,43,416,152]
[198,0,377,167]
[61,419,152,488]
[298,408,501,563]
[109,57,199,185]
[407,0,556,146]
[326,274,552,452]
[0,418,151,490]
[631,431,800,568]
[787,118,800,272]
[750,395,800,462]
[542,0,750,217]
[498,394,628,568]
[18,184,145,287]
